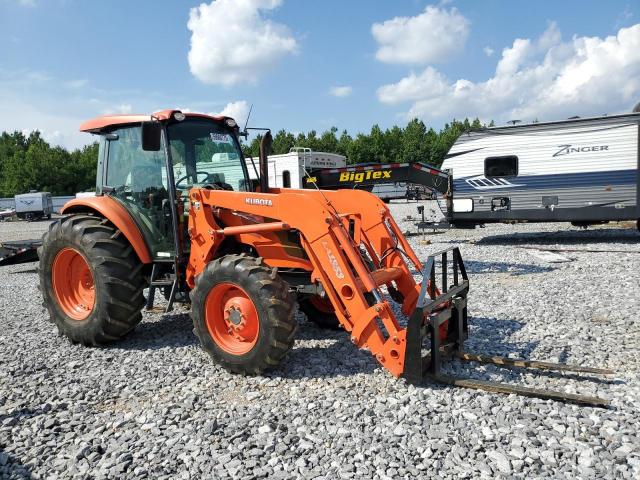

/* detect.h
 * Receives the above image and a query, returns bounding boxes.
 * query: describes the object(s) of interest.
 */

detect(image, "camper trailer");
[442,112,640,227]
[245,149,346,189]
[14,191,53,221]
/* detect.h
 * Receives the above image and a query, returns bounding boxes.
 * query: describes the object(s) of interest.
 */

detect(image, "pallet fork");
[402,247,612,407]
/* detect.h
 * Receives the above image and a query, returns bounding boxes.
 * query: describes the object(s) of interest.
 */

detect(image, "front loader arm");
[186,187,429,376]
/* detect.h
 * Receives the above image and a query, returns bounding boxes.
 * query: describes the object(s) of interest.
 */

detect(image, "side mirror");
[141,121,162,151]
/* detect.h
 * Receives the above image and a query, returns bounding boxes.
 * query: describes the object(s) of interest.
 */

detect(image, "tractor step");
[145,306,167,314]
[145,263,179,313]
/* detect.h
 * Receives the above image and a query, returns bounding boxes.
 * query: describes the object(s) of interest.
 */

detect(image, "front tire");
[299,295,340,329]
[38,214,146,345]
[191,255,297,375]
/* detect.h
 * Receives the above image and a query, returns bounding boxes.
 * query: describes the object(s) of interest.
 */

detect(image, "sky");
[0,0,639,149]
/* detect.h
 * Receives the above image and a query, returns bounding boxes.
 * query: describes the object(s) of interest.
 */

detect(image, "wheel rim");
[310,295,334,314]
[52,247,95,321]
[205,282,259,355]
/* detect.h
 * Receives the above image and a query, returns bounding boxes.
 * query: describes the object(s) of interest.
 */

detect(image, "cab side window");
[104,126,174,258]
[105,126,167,193]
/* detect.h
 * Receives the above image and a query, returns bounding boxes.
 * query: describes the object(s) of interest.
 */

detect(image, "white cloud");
[378,67,448,104]
[329,85,353,98]
[65,79,88,89]
[371,5,469,65]
[212,100,250,123]
[100,103,133,115]
[25,71,51,82]
[377,23,640,123]
[0,0,37,6]
[483,46,494,57]
[187,0,298,86]
[0,69,146,149]
[0,95,89,149]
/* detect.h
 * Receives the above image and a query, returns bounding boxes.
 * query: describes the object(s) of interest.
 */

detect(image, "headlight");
[225,118,237,128]
[173,111,186,121]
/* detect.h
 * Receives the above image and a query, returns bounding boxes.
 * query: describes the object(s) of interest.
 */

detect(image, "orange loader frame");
[187,186,438,377]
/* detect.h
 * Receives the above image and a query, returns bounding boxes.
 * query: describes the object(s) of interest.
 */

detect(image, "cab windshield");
[101,117,249,260]
[167,119,249,192]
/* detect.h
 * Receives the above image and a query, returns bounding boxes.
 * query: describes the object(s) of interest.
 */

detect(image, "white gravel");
[1,205,639,479]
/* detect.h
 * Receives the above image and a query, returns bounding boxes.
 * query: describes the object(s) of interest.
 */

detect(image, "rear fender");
[60,197,152,264]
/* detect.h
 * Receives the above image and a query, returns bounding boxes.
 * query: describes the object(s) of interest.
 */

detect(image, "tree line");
[243,118,491,165]
[0,117,490,197]
[0,131,98,198]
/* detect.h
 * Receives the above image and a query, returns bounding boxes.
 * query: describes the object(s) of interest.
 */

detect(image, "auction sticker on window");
[210,133,232,144]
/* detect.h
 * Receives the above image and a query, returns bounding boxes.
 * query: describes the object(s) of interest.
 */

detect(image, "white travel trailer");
[244,148,347,189]
[14,191,53,221]
[442,113,640,227]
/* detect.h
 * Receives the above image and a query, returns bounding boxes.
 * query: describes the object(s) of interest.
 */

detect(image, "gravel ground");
[1,206,639,479]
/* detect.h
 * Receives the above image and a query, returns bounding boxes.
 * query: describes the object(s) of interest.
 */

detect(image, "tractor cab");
[85,110,251,261]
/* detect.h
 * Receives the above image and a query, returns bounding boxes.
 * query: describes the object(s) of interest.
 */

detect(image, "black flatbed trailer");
[303,162,454,213]
[0,239,41,266]
[304,161,451,194]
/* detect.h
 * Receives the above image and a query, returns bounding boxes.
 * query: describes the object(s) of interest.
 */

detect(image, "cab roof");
[79,109,231,133]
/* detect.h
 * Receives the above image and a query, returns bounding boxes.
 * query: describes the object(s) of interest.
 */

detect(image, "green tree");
[401,119,429,163]
[272,129,296,155]
[336,130,353,158]
[317,127,339,153]
[0,130,98,196]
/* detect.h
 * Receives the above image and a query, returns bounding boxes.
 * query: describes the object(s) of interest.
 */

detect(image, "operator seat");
[130,160,166,208]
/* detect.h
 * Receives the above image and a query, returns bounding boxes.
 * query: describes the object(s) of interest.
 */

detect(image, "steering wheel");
[175,171,211,189]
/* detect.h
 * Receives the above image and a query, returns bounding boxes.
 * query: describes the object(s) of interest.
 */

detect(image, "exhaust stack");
[259,131,273,192]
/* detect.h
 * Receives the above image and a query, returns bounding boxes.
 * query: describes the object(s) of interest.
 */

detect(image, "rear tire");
[191,254,297,375]
[299,295,340,329]
[38,214,146,345]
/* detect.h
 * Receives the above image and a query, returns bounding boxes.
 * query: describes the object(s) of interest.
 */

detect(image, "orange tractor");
[39,110,611,405]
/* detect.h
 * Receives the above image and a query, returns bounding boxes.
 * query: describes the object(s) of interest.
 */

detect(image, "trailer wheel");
[191,255,297,375]
[38,214,145,345]
[299,296,340,329]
